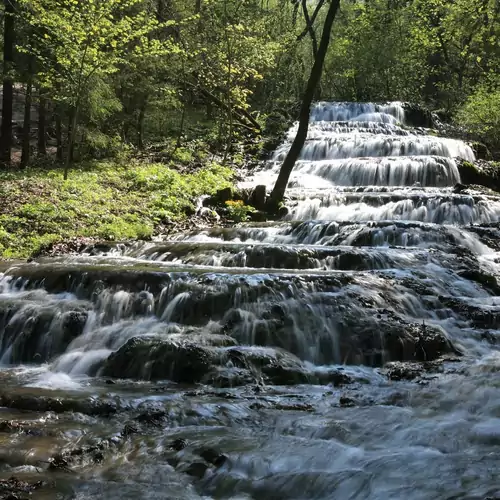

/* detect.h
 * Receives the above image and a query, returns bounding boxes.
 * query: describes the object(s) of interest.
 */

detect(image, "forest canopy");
[0,0,498,168]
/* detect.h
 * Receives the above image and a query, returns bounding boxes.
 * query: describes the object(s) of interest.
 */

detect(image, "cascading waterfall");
[0,102,499,499]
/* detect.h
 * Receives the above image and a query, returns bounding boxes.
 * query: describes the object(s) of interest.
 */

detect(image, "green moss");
[0,160,234,259]
[460,160,478,172]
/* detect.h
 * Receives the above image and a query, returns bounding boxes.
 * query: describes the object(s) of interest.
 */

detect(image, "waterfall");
[0,101,499,500]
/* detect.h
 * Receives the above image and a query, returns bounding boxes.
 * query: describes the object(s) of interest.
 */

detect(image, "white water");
[1,101,500,499]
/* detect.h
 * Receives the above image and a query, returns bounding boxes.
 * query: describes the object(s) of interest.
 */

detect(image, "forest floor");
[0,153,235,259]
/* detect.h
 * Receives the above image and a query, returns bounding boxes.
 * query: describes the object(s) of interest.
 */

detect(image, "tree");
[20,55,33,168]
[269,0,341,206]
[0,0,16,165]
[18,0,169,178]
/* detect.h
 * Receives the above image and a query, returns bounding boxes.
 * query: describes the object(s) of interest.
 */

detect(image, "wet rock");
[458,269,500,295]
[134,410,167,426]
[60,309,89,346]
[102,337,217,383]
[316,368,353,386]
[121,423,139,437]
[457,158,500,192]
[202,366,258,388]
[453,182,468,193]
[273,402,314,412]
[0,420,48,436]
[0,390,118,416]
[197,447,227,467]
[249,185,267,211]
[169,438,188,451]
[382,361,424,381]
[184,462,209,479]
[0,477,44,497]
[48,454,72,472]
[49,438,117,471]
[1,305,56,363]
[168,333,238,348]
[340,313,459,366]
[224,346,313,385]
[438,297,500,329]
[402,103,435,128]
[339,396,356,407]
[277,205,289,218]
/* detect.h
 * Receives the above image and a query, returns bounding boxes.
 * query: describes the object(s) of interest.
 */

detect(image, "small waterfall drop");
[0,101,499,500]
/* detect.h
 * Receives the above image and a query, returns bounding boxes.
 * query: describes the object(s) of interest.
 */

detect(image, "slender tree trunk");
[64,106,78,180]
[223,21,233,164]
[175,101,186,150]
[56,109,63,161]
[302,0,318,57]
[269,0,341,206]
[137,97,147,149]
[0,0,15,165]
[20,72,33,168]
[37,92,47,156]
[64,105,78,178]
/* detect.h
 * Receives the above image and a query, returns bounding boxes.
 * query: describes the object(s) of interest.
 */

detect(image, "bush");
[457,80,500,148]
[225,200,256,222]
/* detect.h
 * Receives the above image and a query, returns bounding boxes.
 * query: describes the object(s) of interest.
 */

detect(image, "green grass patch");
[0,160,234,259]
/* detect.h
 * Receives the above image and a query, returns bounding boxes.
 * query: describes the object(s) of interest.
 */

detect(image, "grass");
[0,160,234,259]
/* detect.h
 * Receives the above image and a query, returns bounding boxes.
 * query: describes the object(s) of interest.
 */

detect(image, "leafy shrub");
[225,200,256,222]
[457,80,500,148]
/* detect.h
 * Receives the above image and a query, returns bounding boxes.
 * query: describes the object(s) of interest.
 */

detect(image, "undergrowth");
[0,160,233,259]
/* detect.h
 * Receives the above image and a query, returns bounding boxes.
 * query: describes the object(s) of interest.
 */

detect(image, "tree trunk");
[20,74,33,168]
[175,102,186,150]
[64,106,78,180]
[37,92,47,156]
[301,0,318,57]
[269,0,341,206]
[137,97,147,149]
[0,0,15,165]
[56,109,63,161]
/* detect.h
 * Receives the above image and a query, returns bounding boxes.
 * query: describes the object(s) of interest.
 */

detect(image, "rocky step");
[74,241,438,272]
[243,156,463,190]
[1,264,495,365]
[287,191,500,206]
[170,220,496,254]
[101,334,456,384]
[287,193,500,225]
[291,120,433,137]
[273,136,473,162]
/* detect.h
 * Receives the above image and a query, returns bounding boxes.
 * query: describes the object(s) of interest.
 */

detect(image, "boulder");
[457,158,500,192]
[338,312,459,366]
[402,103,435,128]
[102,336,217,383]
[101,335,319,386]
[222,346,313,385]
[249,185,267,211]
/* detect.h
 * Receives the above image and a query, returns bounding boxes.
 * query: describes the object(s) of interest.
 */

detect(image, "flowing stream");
[1,102,500,499]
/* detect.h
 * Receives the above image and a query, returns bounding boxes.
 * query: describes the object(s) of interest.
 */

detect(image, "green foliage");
[225,200,256,222]
[457,79,500,147]
[460,160,478,172]
[0,160,233,258]
[18,0,171,105]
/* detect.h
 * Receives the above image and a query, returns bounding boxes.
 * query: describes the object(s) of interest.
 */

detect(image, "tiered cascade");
[0,102,499,499]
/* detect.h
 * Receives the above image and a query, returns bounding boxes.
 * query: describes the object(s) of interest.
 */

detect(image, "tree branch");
[301,0,318,56]
[296,0,325,43]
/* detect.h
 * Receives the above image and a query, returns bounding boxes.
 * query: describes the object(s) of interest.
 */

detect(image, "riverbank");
[0,157,235,259]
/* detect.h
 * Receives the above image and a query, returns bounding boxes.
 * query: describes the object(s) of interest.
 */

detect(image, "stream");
[1,101,500,499]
